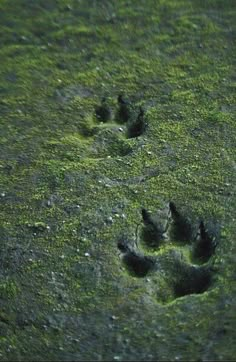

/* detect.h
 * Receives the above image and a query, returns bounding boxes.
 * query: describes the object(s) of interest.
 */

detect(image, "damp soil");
[0,0,236,361]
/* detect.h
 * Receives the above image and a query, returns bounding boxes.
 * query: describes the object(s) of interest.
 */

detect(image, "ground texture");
[0,0,236,360]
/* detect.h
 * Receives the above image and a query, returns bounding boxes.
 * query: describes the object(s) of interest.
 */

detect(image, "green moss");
[0,280,19,299]
[0,0,235,360]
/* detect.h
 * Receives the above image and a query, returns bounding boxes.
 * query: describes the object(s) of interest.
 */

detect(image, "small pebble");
[107,216,113,224]
[72,338,80,343]
[65,4,73,10]
[114,357,121,361]
[174,356,181,361]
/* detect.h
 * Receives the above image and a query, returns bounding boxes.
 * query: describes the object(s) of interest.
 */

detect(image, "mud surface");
[0,0,236,360]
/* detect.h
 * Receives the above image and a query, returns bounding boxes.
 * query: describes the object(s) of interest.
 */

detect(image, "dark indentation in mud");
[118,239,155,277]
[26,222,47,233]
[123,252,155,277]
[173,263,212,298]
[95,97,111,122]
[116,94,132,123]
[117,239,130,254]
[127,107,146,138]
[169,202,193,243]
[141,208,165,248]
[193,221,216,263]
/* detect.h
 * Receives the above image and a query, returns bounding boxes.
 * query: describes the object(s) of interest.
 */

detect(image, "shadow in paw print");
[192,221,217,264]
[168,202,193,243]
[118,239,155,277]
[116,95,132,124]
[123,252,155,277]
[95,97,112,123]
[172,261,212,298]
[116,95,147,138]
[140,208,167,248]
[127,107,146,139]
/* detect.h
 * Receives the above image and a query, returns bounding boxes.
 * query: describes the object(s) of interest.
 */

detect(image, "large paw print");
[118,202,218,304]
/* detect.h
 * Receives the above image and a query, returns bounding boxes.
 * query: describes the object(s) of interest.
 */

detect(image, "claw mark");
[127,107,146,138]
[117,94,132,123]
[193,221,216,263]
[95,97,111,122]
[141,208,165,247]
[168,202,193,242]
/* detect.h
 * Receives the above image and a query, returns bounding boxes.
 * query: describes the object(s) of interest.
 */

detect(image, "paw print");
[80,94,147,159]
[118,202,218,304]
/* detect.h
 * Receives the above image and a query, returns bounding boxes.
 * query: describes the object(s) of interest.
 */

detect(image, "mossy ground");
[0,0,236,360]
